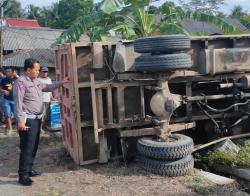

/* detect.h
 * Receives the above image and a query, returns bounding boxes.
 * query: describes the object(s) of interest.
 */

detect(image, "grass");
[195,139,250,168]
[185,174,209,195]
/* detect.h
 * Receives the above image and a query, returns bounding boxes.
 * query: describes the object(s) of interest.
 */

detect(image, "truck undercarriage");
[56,34,250,168]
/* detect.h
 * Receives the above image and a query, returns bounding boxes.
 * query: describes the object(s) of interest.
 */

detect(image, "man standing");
[13,58,69,186]
[38,66,53,128]
[0,67,17,134]
[0,68,6,124]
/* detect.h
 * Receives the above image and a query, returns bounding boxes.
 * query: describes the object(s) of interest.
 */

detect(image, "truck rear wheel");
[135,53,191,72]
[134,35,191,53]
[137,155,194,176]
[137,134,193,160]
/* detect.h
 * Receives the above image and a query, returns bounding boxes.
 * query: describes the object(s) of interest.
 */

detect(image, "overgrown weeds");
[195,139,250,168]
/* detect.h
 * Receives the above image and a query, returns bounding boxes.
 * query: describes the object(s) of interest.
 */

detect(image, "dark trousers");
[18,118,41,177]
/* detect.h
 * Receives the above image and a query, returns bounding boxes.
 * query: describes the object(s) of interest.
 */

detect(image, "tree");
[24,5,55,27]
[241,16,250,30]
[54,0,237,45]
[230,5,250,31]
[102,0,236,36]
[26,5,41,20]
[38,7,54,27]
[4,0,23,18]
[23,1,96,28]
[50,0,95,29]
[230,6,246,19]
[178,0,225,15]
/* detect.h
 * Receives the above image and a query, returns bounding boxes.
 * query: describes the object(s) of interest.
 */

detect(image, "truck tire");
[135,53,191,72]
[137,155,194,176]
[134,35,191,53]
[137,134,193,160]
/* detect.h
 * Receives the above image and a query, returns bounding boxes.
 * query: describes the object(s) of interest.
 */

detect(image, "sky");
[19,0,250,15]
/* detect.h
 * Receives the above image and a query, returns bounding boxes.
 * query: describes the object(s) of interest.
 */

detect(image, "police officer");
[13,58,70,186]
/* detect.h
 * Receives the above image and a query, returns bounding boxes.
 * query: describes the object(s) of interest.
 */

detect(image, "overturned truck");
[55,34,250,174]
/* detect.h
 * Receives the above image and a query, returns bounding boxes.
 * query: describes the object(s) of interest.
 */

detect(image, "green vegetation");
[179,0,225,15]
[3,0,250,44]
[54,0,238,44]
[195,140,250,168]
[185,174,209,195]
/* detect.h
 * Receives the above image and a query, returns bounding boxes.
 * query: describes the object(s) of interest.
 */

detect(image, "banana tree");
[54,0,239,45]
[103,0,238,37]
[52,8,118,46]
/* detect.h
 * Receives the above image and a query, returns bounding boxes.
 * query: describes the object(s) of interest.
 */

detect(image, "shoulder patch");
[16,80,25,91]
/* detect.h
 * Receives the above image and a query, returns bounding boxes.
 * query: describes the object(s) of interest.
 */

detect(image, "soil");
[0,129,248,196]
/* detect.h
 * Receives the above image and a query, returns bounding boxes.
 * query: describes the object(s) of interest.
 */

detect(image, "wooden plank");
[78,81,156,89]
[70,44,83,165]
[92,43,103,69]
[71,41,118,49]
[97,89,104,127]
[186,81,192,120]
[140,86,145,119]
[98,133,109,163]
[107,87,113,124]
[191,34,250,41]
[78,82,110,89]
[81,120,151,129]
[117,87,125,122]
[71,42,91,48]
[79,159,98,166]
[90,73,100,143]
[119,127,159,137]
[193,133,250,152]
[118,122,195,138]
[81,119,152,129]
[169,122,196,133]
[112,81,154,88]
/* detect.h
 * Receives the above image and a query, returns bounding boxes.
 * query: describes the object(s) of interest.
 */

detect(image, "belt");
[26,114,43,120]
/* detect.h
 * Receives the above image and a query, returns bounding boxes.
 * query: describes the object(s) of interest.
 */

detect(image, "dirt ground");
[0,128,249,196]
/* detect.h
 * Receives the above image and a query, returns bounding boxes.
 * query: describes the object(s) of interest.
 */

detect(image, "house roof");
[182,18,223,35]
[3,26,90,51]
[3,27,64,50]
[223,18,250,33]
[182,18,250,35]
[3,49,55,68]
[5,18,40,28]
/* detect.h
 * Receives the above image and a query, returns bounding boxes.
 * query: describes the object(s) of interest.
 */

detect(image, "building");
[2,26,64,78]
[2,18,89,78]
[5,18,40,28]
[182,18,250,35]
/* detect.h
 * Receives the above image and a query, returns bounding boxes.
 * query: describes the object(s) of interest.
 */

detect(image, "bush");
[194,139,250,168]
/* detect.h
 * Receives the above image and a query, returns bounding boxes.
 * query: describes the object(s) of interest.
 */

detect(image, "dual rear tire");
[134,35,192,72]
[137,134,194,176]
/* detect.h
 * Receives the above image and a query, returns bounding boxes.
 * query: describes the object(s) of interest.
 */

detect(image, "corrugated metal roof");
[182,18,250,35]
[223,18,250,33]
[182,18,224,35]
[3,49,55,68]
[3,27,64,50]
[3,26,90,50]
[5,18,40,28]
